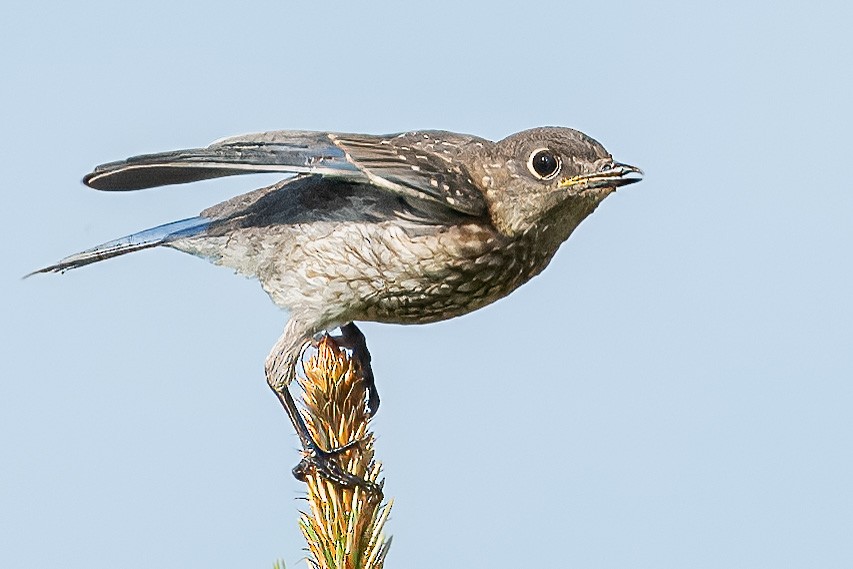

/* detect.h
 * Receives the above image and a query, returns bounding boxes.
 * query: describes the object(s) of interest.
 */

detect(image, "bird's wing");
[84,130,489,216]
[330,131,488,216]
[83,131,361,191]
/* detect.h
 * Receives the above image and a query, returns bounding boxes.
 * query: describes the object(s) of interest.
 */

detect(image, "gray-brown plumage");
[31,126,642,490]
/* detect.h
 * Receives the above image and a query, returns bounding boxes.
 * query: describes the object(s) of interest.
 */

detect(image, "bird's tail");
[27,216,211,276]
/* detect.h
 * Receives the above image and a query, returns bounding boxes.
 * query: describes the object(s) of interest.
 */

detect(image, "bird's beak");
[557,162,644,191]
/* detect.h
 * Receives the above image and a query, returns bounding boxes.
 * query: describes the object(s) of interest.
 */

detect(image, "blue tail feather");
[27,216,211,276]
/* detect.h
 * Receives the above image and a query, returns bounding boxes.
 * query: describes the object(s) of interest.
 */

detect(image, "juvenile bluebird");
[31,127,643,490]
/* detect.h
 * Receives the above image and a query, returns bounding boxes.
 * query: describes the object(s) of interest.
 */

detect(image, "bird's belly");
[178,220,552,327]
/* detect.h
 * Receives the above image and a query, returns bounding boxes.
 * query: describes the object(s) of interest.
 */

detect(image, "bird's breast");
[326,221,559,324]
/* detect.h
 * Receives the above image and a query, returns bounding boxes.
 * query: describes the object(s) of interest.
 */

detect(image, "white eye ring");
[527,148,562,180]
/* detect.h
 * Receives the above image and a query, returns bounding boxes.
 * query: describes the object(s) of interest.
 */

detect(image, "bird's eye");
[527,148,561,180]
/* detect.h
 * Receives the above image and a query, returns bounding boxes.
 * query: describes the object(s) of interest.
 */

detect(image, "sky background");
[2,1,851,568]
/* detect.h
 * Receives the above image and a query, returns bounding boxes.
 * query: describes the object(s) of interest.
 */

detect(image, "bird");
[30,126,643,491]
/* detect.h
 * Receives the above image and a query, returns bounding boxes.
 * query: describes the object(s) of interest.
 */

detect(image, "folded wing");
[332,131,488,216]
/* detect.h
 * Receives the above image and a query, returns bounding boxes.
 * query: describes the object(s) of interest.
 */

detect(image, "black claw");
[293,442,382,497]
[339,322,380,416]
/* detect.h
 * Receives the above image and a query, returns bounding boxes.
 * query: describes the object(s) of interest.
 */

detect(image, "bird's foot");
[337,322,380,416]
[266,321,381,498]
[292,438,382,497]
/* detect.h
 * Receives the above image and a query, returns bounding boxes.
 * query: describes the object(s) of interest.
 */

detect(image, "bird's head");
[477,126,642,238]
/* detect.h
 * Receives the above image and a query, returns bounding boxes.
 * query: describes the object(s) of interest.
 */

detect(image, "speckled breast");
[355,222,557,325]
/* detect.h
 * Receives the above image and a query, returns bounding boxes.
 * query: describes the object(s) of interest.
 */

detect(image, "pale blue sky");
[2,2,851,568]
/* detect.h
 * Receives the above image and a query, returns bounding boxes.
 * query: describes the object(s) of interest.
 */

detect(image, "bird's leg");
[338,322,380,416]
[266,319,379,494]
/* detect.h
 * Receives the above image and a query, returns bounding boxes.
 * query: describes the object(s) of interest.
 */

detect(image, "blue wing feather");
[27,217,211,276]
